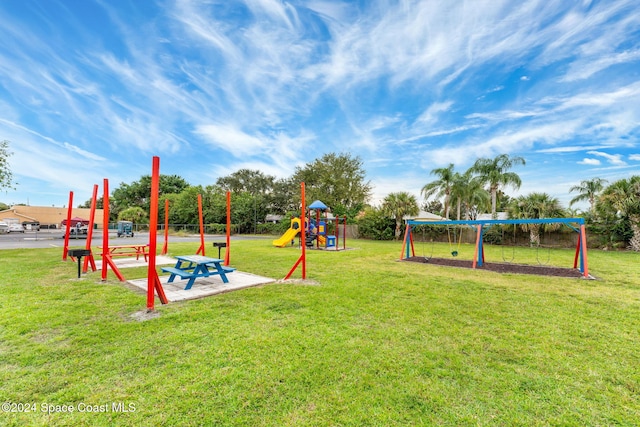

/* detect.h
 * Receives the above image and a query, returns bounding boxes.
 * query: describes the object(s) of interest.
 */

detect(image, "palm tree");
[421,164,456,219]
[569,177,608,213]
[449,171,467,220]
[507,192,565,246]
[462,176,490,220]
[470,154,526,218]
[597,176,640,251]
[382,192,419,239]
[449,170,490,220]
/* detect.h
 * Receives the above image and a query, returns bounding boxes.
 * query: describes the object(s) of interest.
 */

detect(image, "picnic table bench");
[99,244,149,261]
[161,254,236,290]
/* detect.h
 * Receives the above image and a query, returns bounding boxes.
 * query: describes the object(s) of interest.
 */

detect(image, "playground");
[404,255,586,278]
[2,237,639,426]
[2,158,638,425]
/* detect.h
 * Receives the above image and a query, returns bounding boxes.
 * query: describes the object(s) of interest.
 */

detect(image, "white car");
[8,223,24,233]
[0,222,7,234]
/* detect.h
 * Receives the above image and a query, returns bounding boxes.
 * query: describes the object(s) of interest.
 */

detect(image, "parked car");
[0,222,8,234]
[8,223,24,233]
[22,221,40,231]
[117,220,134,237]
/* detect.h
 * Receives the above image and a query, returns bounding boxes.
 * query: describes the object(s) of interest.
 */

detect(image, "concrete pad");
[94,255,176,269]
[127,271,276,302]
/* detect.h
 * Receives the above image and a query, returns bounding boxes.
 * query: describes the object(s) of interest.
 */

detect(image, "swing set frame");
[401,218,590,278]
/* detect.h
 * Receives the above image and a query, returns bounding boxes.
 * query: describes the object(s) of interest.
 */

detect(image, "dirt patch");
[404,256,590,278]
[129,310,161,321]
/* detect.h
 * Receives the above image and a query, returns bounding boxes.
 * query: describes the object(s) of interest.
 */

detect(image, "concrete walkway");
[94,254,276,302]
[127,271,276,302]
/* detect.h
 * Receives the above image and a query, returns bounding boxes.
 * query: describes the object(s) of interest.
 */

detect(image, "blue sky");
[1,0,639,211]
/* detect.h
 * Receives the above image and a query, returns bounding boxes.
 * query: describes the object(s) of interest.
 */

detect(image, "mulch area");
[404,256,587,278]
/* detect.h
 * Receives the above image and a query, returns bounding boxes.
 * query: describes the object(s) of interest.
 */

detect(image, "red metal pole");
[99,179,125,282]
[62,191,73,261]
[147,156,168,309]
[400,223,410,260]
[162,199,169,255]
[196,194,205,255]
[343,216,346,250]
[224,191,231,266]
[82,184,98,273]
[580,224,589,278]
[101,180,109,281]
[284,183,306,279]
[472,224,482,269]
[301,183,306,279]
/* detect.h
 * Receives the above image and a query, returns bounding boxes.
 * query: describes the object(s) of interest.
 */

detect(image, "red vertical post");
[196,194,205,255]
[147,156,168,309]
[400,224,410,260]
[224,191,231,266]
[98,179,125,282]
[301,183,306,279]
[62,191,73,260]
[82,184,98,273]
[162,199,169,255]
[101,180,109,281]
[284,183,306,279]
[580,224,589,278]
[342,216,347,250]
[573,233,581,269]
[472,224,483,269]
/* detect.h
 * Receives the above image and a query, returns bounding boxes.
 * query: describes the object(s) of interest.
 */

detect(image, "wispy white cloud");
[578,158,601,165]
[587,150,627,165]
[416,101,453,125]
[562,49,640,82]
[1,0,639,208]
[537,145,610,154]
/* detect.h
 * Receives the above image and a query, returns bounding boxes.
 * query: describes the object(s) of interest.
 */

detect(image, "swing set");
[416,224,463,259]
[401,217,591,278]
[447,226,463,257]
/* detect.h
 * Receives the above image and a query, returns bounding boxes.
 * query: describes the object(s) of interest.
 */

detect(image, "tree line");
[360,154,639,251]
[1,139,637,250]
[78,153,372,234]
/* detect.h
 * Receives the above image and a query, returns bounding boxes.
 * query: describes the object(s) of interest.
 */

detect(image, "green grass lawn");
[1,239,639,426]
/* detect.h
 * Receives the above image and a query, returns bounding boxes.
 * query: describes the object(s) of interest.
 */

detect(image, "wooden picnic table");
[99,244,149,261]
[161,254,236,290]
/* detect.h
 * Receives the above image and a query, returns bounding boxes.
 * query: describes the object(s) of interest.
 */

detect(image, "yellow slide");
[272,227,300,247]
[317,235,326,246]
[273,218,302,247]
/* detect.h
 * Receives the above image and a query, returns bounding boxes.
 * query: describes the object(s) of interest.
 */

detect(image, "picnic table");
[161,255,236,290]
[99,244,149,261]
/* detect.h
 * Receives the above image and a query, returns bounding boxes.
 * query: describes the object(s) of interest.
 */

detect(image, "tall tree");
[449,170,488,220]
[117,206,148,224]
[292,152,372,219]
[449,171,466,221]
[0,140,16,191]
[111,174,191,220]
[381,192,419,239]
[569,177,608,213]
[421,163,455,219]
[596,176,640,251]
[216,169,276,230]
[269,177,298,215]
[471,154,526,218]
[216,169,275,195]
[507,192,566,246]
[461,174,490,220]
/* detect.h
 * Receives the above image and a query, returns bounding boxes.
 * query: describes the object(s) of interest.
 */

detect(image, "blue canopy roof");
[308,200,328,210]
